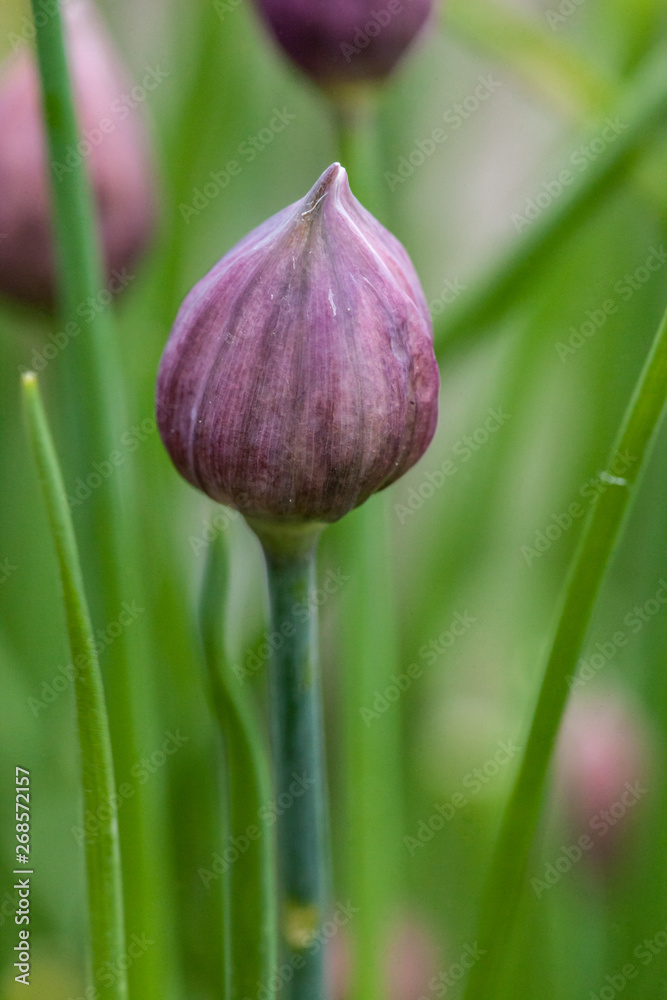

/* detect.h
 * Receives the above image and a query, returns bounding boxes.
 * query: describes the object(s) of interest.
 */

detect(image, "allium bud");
[554,689,652,869]
[156,163,439,526]
[384,919,440,1000]
[252,0,435,86]
[0,0,156,308]
[326,917,439,1000]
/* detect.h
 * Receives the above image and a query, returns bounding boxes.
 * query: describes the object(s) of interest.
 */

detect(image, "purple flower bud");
[252,0,435,85]
[0,1,156,309]
[156,163,439,525]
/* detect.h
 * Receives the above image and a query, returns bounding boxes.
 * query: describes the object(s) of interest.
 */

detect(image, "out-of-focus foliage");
[1,0,666,998]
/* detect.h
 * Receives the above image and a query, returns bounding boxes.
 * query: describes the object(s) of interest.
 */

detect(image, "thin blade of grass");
[199,533,278,999]
[433,38,667,361]
[462,304,667,998]
[21,371,126,1000]
[338,496,404,1000]
[29,8,172,995]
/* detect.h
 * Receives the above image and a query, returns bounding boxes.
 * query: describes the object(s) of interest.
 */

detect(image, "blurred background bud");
[327,925,351,1000]
[157,162,439,524]
[384,917,441,1000]
[554,686,654,870]
[252,0,435,88]
[0,0,156,309]
[326,915,440,1000]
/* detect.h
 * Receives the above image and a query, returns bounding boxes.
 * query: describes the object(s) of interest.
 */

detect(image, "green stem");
[22,372,126,1000]
[434,37,667,360]
[462,304,667,999]
[29,0,108,320]
[253,523,329,1000]
[30,7,169,997]
[330,87,385,218]
[29,0,119,491]
[199,533,278,999]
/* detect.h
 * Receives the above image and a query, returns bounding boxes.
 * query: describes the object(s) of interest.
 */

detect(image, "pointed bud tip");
[300,163,348,216]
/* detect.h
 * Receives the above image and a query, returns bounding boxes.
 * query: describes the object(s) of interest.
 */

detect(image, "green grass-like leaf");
[199,534,278,999]
[462,303,667,998]
[433,37,667,361]
[21,371,127,1000]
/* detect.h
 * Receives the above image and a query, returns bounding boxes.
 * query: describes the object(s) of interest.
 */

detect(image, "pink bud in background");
[554,688,653,869]
[326,916,440,1000]
[384,918,440,1000]
[156,163,439,525]
[326,927,351,1000]
[0,0,156,309]
[252,0,435,86]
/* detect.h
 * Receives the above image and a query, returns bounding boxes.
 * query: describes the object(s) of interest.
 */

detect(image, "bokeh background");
[1,0,666,998]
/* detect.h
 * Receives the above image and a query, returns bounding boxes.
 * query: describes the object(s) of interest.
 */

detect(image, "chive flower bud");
[0,1,156,308]
[555,689,652,869]
[252,0,435,86]
[156,163,439,526]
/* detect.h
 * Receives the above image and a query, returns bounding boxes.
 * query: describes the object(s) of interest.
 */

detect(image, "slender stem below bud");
[332,88,385,220]
[260,536,329,1000]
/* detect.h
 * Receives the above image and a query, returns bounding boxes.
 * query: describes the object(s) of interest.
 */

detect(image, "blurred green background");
[1,1,666,998]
